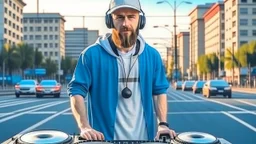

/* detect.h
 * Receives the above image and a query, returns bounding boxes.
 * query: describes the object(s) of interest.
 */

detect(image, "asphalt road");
[0,87,255,144]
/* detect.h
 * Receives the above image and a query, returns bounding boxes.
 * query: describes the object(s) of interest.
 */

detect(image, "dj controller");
[3,129,232,144]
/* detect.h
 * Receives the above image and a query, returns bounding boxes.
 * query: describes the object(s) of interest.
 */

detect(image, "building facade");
[0,0,26,48]
[177,32,190,79]
[188,3,214,79]
[23,13,66,64]
[203,2,225,78]
[65,28,99,60]
[224,0,256,83]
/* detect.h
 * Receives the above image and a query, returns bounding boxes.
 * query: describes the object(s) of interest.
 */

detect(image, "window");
[252,30,256,36]
[253,0,256,2]
[252,19,256,25]
[55,43,58,48]
[240,41,247,46]
[50,52,53,56]
[55,35,58,40]
[23,19,27,23]
[29,19,34,23]
[44,52,48,56]
[44,35,48,40]
[24,27,27,32]
[35,35,42,40]
[4,18,7,24]
[5,7,7,13]
[232,10,236,17]
[36,27,41,31]
[29,35,33,40]
[240,19,248,25]
[55,27,58,31]
[232,31,236,37]
[240,30,248,36]
[232,0,236,6]
[55,52,58,56]
[4,28,7,34]
[240,8,248,15]
[44,43,48,48]
[24,35,27,40]
[29,27,33,31]
[241,0,247,2]
[44,27,48,31]
[253,8,256,14]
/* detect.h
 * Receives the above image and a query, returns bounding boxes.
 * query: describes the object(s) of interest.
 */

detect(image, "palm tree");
[16,43,34,78]
[0,44,21,76]
[225,48,242,83]
[34,48,43,68]
[42,58,58,78]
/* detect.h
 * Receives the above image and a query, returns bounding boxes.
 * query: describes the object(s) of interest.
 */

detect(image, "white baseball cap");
[107,0,142,14]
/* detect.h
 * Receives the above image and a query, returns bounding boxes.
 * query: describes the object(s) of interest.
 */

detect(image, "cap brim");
[107,5,141,14]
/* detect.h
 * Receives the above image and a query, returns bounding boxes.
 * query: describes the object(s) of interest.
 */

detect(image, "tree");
[198,55,209,80]
[0,44,21,76]
[207,53,219,79]
[34,48,43,68]
[16,43,34,77]
[225,48,242,83]
[42,58,58,78]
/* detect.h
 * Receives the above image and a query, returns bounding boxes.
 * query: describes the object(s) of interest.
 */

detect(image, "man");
[67,0,176,141]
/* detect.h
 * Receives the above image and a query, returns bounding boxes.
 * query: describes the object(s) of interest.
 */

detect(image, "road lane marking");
[0,99,19,104]
[0,101,68,123]
[235,100,256,107]
[29,111,58,114]
[222,111,256,132]
[170,91,188,100]
[0,99,45,108]
[18,108,70,134]
[208,100,256,116]
[177,91,256,115]
[167,100,205,102]
[0,101,62,118]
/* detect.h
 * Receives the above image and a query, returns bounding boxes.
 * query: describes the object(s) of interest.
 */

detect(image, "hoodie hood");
[95,33,146,58]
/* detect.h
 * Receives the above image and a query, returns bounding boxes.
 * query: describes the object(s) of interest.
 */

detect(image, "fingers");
[155,129,176,140]
[80,129,105,140]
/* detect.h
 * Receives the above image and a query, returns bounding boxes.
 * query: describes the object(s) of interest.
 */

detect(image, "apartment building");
[65,28,99,60]
[203,2,225,78]
[0,0,26,49]
[188,3,214,79]
[177,32,190,79]
[224,0,256,83]
[23,13,66,65]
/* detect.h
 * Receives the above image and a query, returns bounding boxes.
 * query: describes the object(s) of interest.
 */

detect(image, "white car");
[15,80,38,98]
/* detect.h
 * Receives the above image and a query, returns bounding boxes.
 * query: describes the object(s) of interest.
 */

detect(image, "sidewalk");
[232,87,256,94]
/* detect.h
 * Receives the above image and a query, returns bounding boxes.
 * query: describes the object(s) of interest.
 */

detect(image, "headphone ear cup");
[105,14,114,29]
[139,15,146,29]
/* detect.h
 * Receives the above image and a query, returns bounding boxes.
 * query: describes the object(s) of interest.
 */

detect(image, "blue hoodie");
[67,34,169,140]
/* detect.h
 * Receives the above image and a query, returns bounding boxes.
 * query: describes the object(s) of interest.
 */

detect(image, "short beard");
[112,26,139,48]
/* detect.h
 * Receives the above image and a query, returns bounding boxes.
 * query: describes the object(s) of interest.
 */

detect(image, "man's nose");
[122,17,129,27]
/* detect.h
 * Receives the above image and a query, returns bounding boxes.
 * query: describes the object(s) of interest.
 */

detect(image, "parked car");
[202,80,232,98]
[15,80,38,98]
[192,81,205,94]
[36,80,61,98]
[182,81,195,91]
[174,81,183,90]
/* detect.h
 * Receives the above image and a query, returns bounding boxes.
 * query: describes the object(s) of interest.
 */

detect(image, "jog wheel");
[18,130,73,144]
[173,132,221,144]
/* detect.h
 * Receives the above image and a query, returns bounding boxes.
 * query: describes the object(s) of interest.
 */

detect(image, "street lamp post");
[156,0,192,82]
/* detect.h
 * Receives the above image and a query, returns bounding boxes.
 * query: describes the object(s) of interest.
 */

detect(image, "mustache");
[120,26,133,32]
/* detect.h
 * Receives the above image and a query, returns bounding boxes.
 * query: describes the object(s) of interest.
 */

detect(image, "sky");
[22,0,220,58]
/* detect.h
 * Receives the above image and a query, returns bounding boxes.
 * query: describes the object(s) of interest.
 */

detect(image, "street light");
[156,0,192,82]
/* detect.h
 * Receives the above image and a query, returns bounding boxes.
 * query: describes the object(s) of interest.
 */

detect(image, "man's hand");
[155,125,176,140]
[80,127,105,140]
